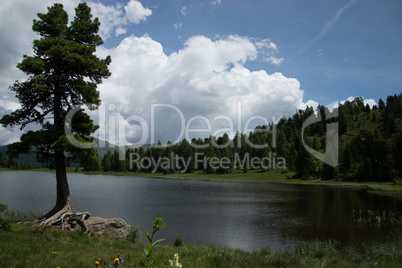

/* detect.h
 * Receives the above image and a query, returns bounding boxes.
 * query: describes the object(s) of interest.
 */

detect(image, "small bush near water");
[173,234,184,247]
[0,220,11,232]
[127,223,140,243]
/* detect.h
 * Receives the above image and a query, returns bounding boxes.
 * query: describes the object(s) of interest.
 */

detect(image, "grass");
[0,204,42,224]
[1,204,401,267]
[0,222,401,267]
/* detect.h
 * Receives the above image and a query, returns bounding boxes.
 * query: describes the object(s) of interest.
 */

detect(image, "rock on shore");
[84,217,131,240]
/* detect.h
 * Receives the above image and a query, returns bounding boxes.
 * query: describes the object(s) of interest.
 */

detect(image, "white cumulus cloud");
[124,0,152,24]
[0,0,319,147]
[88,0,152,40]
[92,34,307,145]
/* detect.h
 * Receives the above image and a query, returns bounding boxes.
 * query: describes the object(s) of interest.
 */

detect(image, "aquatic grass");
[353,209,402,228]
[127,223,140,243]
[0,204,42,223]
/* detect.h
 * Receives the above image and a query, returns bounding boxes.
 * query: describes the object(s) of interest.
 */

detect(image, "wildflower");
[153,216,164,226]
[95,260,100,266]
[113,258,119,265]
[169,253,182,268]
[52,251,57,255]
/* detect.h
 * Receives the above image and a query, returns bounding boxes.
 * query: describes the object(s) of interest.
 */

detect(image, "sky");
[0,0,401,147]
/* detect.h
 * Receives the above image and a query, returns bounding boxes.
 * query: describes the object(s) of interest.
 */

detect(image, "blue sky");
[96,0,402,103]
[0,0,401,145]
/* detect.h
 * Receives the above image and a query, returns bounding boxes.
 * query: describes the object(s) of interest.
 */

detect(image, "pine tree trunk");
[32,80,90,230]
[38,77,72,219]
[32,152,90,230]
[39,151,72,219]
[55,151,71,211]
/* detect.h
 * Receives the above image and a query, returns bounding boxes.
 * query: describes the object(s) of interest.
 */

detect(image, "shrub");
[173,234,183,247]
[0,219,11,232]
[0,204,7,213]
[127,224,140,243]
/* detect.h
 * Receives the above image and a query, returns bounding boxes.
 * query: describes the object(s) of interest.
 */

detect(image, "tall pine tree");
[0,3,111,226]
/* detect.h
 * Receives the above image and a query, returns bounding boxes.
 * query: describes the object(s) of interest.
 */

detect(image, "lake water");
[0,171,400,251]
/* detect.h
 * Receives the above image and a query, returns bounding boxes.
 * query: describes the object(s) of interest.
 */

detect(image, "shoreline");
[2,167,402,200]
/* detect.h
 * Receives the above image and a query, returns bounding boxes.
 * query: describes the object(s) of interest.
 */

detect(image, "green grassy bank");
[0,222,401,268]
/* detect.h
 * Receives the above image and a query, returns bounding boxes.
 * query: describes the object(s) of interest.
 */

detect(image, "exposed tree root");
[31,196,91,233]
[32,208,91,233]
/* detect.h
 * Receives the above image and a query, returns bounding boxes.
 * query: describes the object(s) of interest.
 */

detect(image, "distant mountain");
[0,144,39,166]
[93,138,151,158]
[0,139,151,166]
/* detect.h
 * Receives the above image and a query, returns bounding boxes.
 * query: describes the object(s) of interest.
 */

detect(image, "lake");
[0,171,400,251]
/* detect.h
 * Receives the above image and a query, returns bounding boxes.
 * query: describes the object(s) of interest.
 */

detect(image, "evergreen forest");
[2,93,402,183]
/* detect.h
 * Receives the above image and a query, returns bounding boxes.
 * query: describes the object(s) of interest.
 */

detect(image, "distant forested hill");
[1,93,401,183]
[0,139,150,170]
[0,145,39,167]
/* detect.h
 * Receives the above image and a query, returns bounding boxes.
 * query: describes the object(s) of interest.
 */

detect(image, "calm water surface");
[0,171,400,251]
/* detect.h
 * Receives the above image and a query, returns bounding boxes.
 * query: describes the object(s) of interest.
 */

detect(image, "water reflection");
[0,171,400,251]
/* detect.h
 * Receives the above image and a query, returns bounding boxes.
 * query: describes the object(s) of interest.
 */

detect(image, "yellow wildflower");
[113,258,119,264]
[95,260,100,265]
[154,216,164,226]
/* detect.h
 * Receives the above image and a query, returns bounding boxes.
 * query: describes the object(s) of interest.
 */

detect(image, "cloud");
[265,56,284,66]
[321,96,377,113]
[0,0,306,147]
[254,39,284,66]
[181,6,187,16]
[115,27,127,37]
[92,34,306,145]
[211,0,222,7]
[0,99,23,146]
[363,98,377,108]
[124,0,152,24]
[340,96,377,107]
[0,0,82,146]
[174,22,183,29]
[88,0,152,40]
[299,0,359,54]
